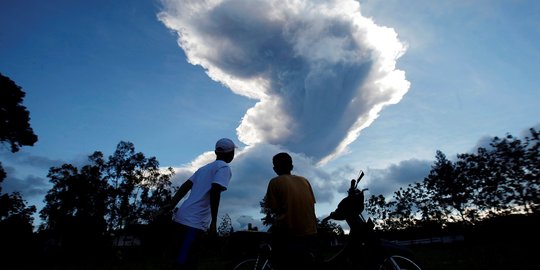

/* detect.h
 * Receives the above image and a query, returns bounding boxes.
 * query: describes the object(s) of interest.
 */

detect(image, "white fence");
[392,235,465,246]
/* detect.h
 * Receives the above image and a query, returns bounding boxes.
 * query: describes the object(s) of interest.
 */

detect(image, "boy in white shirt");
[163,138,236,269]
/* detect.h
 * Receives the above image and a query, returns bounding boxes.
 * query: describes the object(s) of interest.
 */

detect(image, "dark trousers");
[171,222,204,270]
[271,233,318,270]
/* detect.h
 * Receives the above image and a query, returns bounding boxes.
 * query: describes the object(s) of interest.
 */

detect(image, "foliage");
[259,195,276,227]
[105,141,175,231]
[0,73,38,258]
[365,127,539,231]
[0,73,38,224]
[0,191,36,226]
[218,214,234,236]
[39,161,108,233]
[0,162,5,182]
[0,72,38,152]
[317,218,344,237]
[0,191,37,264]
[39,141,175,238]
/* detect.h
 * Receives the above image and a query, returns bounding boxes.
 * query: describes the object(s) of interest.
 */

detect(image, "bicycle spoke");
[379,255,422,270]
[233,258,273,270]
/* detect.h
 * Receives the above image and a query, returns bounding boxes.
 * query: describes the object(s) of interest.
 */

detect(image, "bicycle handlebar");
[324,170,366,223]
[348,170,364,193]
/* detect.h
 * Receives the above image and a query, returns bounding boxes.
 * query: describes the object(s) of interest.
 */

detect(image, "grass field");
[410,241,534,270]
[6,236,534,269]
[207,238,535,270]
[117,240,536,270]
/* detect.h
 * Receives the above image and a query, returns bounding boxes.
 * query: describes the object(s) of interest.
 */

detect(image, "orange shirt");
[265,174,317,236]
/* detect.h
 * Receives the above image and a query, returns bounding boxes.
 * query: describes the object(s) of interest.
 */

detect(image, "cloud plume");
[158,0,409,163]
[160,0,411,230]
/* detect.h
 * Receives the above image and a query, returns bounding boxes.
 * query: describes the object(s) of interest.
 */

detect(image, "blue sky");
[1,0,539,231]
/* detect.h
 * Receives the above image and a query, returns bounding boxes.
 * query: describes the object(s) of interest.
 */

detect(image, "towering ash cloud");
[158,0,409,163]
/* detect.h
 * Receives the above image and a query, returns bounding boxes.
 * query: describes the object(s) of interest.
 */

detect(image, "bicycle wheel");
[233,258,273,270]
[378,255,422,270]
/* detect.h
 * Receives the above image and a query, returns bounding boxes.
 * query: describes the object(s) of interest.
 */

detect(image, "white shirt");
[174,160,232,230]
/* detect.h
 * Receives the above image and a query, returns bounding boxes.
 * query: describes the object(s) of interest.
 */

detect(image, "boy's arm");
[165,180,193,211]
[209,183,226,235]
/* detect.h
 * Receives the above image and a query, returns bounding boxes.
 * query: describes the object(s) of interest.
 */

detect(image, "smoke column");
[158,0,409,164]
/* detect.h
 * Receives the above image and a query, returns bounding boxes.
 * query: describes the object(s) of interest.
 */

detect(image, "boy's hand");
[154,204,174,220]
[208,222,218,237]
[162,203,174,212]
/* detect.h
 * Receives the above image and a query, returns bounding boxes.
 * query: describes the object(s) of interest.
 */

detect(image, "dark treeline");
[365,128,539,239]
[2,141,177,267]
[38,142,176,259]
[1,73,40,266]
[40,141,175,233]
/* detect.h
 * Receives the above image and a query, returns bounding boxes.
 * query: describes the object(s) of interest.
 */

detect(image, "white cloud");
[158,0,409,163]
[159,0,413,231]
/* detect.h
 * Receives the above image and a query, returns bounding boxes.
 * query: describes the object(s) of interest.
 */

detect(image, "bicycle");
[233,170,423,270]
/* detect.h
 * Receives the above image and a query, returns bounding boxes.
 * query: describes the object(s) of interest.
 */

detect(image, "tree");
[0,191,37,262]
[39,154,110,259]
[470,129,540,216]
[522,128,540,213]
[387,186,417,230]
[39,154,108,233]
[0,192,36,227]
[0,165,5,182]
[422,150,477,223]
[40,141,175,237]
[0,73,38,152]
[358,128,539,232]
[0,73,38,225]
[317,218,344,249]
[260,195,277,227]
[218,214,234,236]
[317,218,344,237]
[0,73,38,262]
[366,194,390,229]
[105,141,174,231]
